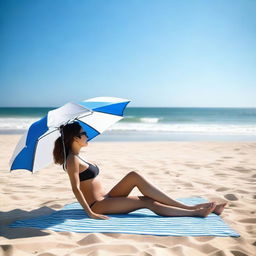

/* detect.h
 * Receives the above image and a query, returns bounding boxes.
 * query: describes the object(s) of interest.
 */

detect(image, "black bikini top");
[75,155,100,182]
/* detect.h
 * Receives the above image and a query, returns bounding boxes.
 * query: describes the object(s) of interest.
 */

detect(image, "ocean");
[0,107,256,141]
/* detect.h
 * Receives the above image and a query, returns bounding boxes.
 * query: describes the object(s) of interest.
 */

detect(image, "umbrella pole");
[60,126,67,171]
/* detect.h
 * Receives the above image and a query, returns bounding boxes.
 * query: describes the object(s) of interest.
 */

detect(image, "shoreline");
[0,129,256,142]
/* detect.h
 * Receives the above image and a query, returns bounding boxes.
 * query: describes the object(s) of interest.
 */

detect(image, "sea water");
[0,107,256,141]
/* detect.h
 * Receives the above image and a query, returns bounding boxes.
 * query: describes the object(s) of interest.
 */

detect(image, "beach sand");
[0,134,255,256]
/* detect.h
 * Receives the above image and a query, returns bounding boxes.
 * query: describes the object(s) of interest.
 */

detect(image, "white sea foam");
[1,118,256,135]
[0,117,40,130]
[109,122,256,135]
[140,118,160,123]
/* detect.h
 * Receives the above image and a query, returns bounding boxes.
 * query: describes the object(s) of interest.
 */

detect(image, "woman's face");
[77,128,88,147]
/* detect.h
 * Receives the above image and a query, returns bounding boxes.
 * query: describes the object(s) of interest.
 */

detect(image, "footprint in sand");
[238,218,256,224]
[153,243,167,248]
[216,187,229,192]
[236,189,248,194]
[184,164,201,169]
[231,250,249,256]
[0,245,13,255]
[224,193,238,201]
[182,182,194,188]
[215,173,228,177]
[77,234,104,245]
[231,167,251,173]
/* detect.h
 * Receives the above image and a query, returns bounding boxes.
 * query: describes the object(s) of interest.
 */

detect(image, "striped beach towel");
[9,197,240,237]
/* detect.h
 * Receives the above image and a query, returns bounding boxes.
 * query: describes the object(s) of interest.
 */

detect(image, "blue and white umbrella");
[10,97,130,172]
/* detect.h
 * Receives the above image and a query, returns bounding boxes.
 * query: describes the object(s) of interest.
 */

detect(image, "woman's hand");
[88,212,110,220]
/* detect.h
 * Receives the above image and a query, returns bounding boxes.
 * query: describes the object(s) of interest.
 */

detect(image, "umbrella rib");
[92,102,130,116]
[31,138,39,173]
[92,110,123,117]
[31,128,60,172]
[38,128,59,140]
[74,111,123,133]
[74,111,93,120]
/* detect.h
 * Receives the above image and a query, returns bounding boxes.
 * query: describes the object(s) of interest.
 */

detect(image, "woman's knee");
[127,171,147,187]
[136,196,158,213]
[127,171,141,179]
[125,171,141,185]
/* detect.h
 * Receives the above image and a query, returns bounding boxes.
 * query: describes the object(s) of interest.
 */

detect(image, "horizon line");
[0,106,255,109]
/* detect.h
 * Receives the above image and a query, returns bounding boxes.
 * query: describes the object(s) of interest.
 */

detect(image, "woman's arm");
[73,187,109,220]
[66,156,92,214]
[72,187,93,214]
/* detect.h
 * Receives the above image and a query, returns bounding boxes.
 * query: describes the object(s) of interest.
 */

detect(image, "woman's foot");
[213,202,227,215]
[193,202,215,210]
[195,202,216,217]
[193,202,227,215]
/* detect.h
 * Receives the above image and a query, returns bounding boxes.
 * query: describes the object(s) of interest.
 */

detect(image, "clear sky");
[0,0,255,107]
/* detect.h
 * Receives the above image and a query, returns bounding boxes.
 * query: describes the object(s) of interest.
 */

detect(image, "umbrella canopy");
[10,97,130,172]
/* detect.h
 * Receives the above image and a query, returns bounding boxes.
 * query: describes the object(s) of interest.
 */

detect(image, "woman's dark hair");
[53,121,86,171]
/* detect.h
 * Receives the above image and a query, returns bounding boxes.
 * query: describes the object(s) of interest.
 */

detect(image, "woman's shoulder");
[66,154,79,170]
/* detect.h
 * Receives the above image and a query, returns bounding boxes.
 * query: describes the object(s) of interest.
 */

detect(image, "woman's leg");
[107,171,212,210]
[91,195,216,217]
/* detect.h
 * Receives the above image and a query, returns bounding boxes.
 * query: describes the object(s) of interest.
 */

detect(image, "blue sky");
[0,0,255,107]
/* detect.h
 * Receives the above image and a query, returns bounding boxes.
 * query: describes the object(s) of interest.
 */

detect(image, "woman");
[53,122,227,220]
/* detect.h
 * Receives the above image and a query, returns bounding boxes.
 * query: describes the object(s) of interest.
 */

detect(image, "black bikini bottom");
[89,195,109,208]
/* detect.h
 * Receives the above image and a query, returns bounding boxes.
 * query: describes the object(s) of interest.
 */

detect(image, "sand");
[0,134,255,256]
